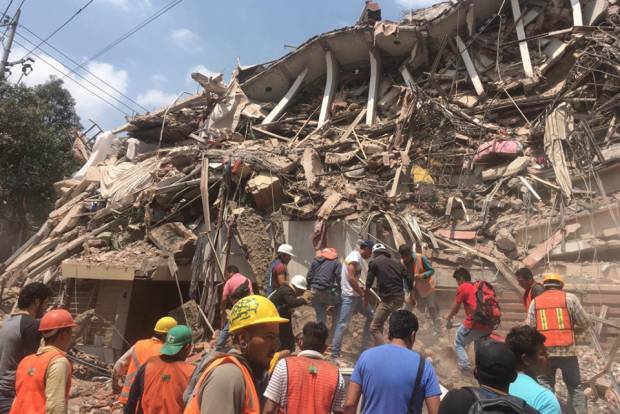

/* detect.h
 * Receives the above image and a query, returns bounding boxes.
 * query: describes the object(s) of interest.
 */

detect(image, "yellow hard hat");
[229,295,288,333]
[154,316,178,334]
[543,273,564,286]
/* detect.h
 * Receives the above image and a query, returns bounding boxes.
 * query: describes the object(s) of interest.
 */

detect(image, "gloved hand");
[302,290,314,302]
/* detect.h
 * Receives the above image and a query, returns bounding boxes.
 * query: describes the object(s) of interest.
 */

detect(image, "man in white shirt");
[330,240,374,360]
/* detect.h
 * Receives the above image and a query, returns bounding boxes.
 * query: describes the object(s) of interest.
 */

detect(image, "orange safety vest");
[523,283,542,312]
[140,355,194,414]
[535,290,574,347]
[119,338,163,404]
[184,355,259,414]
[10,349,72,414]
[282,356,339,414]
[413,255,436,298]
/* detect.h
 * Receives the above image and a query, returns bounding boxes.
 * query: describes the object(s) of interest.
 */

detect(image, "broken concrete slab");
[148,222,197,259]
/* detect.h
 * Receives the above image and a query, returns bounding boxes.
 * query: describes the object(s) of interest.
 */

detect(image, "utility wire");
[11,37,131,116]
[15,31,138,114]
[0,0,15,26]
[19,24,149,112]
[63,0,182,80]
[19,0,94,60]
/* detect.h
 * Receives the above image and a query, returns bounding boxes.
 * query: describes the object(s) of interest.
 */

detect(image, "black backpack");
[466,387,528,414]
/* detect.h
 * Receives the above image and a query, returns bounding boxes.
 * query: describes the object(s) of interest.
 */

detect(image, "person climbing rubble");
[366,243,411,345]
[269,274,313,352]
[184,295,288,414]
[266,244,295,296]
[263,321,345,414]
[526,273,590,414]
[216,266,254,352]
[307,248,342,328]
[515,268,544,312]
[113,316,178,405]
[331,239,374,360]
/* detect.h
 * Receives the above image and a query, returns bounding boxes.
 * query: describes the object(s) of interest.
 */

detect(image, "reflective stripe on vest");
[284,356,339,414]
[140,356,194,414]
[183,355,259,414]
[10,350,72,414]
[119,338,163,404]
[535,290,574,347]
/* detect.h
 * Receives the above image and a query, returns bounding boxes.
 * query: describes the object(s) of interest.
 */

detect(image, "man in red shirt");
[444,267,492,373]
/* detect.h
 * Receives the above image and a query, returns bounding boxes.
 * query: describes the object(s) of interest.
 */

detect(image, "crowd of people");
[0,238,594,413]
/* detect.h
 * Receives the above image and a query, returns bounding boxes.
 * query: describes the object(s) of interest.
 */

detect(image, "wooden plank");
[522,223,581,268]
[200,157,211,232]
[262,68,308,125]
[435,229,477,240]
[455,35,485,96]
[318,51,339,127]
[341,108,367,142]
[510,0,534,78]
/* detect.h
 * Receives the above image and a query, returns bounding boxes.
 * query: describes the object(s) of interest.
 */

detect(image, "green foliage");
[0,78,81,224]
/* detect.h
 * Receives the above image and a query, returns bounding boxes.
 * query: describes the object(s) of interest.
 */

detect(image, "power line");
[0,0,15,26]
[19,24,149,112]
[20,0,94,60]
[11,37,131,116]
[63,0,182,80]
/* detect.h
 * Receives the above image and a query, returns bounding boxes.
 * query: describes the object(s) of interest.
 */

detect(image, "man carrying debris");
[125,325,194,414]
[515,268,544,312]
[331,240,374,360]
[0,282,51,413]
[307,248,342,327]
[366,243,411,345]
[344,310,441,414]
[184,295,288,414]
[439,340,538,413]
[216,266,254,352]
[527,273,589,414]
[506,325,561,414]
[266,244,295,296]
[10,309,78,414]
[263,321,345,414]
[399,244,440,335]
[269,274,312,352]
[113,316,178,404]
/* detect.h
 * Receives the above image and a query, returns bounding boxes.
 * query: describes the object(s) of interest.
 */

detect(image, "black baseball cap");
[475,340,518,387]
[358,239,374,249]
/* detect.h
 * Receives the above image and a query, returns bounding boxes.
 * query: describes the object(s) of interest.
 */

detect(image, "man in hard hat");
[10,309,77,414]
[0,282,51,413]
[515,268,544,312]
[266,244,295,296]
[526,273,589,414]
[113,316,178,404]
[216,265,254,352]
[366,243,411,345]
[125,325,194,414]
[269,275,313,352]
[307,248,342,327]
[184,295,288,414]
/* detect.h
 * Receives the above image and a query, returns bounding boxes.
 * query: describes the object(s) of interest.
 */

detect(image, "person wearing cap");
[439,340,538,414]
[0,282,51,413]
[269,275,312,352]
[366,243,411,345]
[526,273,589,414]
[10,309,77,414]
[331,240,374,360]
[113,316,178,404]
[124,325,194,414]
[307,247,342,327]
[266,244,295,296]
[506,325,561,414]
[515,268,544,312]
[216,265,254,352]
[184,295,288,414]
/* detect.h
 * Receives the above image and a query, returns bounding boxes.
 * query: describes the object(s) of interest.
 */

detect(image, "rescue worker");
[263,321,346,414]
[269,275,312,352]
[125,325,194,414]
[516,268,544,312]
[216,266,254,352]
[113,316,178,404]
[266,244,295,296]
[184,295,288,414]
[307,248,342,327]
[10,309,77,414]
[526,273,589,414]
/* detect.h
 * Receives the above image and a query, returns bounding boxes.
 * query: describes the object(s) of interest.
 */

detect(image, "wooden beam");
[455,35,485,96]
[200,157,211,232]
[318,50,339,127]
[366,48,382,126]
[262,68,308,125]
[571,0,583,26]
[510,0,534,78]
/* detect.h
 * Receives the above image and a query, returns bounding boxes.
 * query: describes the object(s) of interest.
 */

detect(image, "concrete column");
[366,48,382,126]
[318,50,339,127]
[510,0,534,78]
[262,68,308,125]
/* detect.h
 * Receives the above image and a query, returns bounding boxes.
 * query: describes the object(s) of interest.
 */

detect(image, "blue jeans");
[538,356,587,414]
[0,395,13,414]
[311,288,340,326]
[454,324,489,370]
[215,322,230,352]
[331,295,373,358]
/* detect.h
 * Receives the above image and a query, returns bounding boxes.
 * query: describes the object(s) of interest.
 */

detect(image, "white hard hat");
[290,275,307,290]
[277,244,295,257]
[372,243,387,253]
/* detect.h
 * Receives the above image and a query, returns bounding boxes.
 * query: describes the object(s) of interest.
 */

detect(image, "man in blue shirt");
[506,325,561,414]
[344,310,441,414]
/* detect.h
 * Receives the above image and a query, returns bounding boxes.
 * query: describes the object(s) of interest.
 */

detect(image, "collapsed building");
[2,0,620,406]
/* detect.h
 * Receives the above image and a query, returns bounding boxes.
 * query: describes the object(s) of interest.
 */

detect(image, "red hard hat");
[39,309,77,332]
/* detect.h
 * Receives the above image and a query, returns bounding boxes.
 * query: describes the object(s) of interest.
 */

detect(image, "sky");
[3,0,442,131]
